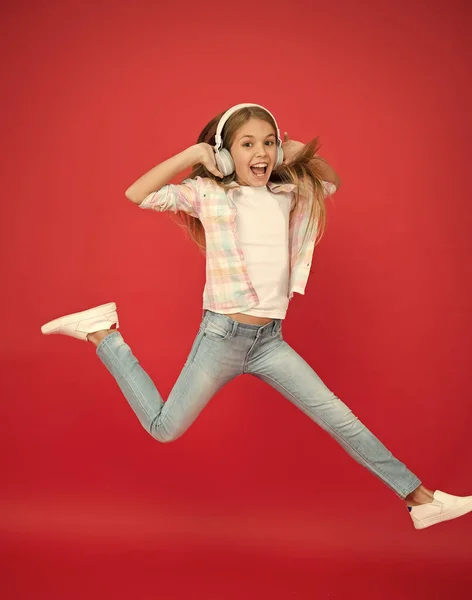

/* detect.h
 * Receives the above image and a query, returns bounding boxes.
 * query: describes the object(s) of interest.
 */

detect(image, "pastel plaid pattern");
[140,176,336,313]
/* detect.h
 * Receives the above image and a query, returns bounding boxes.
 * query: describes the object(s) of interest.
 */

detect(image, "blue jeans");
[96,309,421,499]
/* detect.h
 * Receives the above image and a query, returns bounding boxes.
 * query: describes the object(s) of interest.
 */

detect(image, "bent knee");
[148,423,183,444]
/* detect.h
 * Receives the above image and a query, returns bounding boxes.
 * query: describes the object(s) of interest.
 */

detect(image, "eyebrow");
[239,133,276,139]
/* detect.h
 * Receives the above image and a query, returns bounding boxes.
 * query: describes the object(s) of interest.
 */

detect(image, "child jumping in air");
[41,103,472,530]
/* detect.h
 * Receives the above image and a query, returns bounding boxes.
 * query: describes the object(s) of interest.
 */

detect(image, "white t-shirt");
[234,185,292,319]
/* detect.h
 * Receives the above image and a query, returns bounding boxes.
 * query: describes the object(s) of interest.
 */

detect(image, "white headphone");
[213,103,284,176]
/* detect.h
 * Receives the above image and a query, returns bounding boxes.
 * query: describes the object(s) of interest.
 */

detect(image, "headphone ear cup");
[275,145,284,168]
[215,149,234,176]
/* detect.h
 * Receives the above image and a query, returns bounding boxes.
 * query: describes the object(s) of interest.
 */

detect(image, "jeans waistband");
[202,310,282,338]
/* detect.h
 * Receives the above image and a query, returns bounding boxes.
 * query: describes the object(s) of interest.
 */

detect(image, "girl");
[41,103,472,530]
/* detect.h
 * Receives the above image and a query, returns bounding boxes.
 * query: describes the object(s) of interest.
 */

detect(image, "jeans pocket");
[203,321,230,341]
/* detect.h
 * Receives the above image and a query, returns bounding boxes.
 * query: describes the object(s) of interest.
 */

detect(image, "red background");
[1,0,471,598]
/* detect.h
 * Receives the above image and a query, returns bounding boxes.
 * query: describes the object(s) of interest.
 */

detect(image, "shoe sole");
[41,302,117,335]
[413,497,472,529]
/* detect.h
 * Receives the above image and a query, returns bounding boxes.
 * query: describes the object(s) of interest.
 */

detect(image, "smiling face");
[229,118,278,186]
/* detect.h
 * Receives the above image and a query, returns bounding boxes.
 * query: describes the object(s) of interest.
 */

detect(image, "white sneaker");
[41,302,119,342]
[409,490,472,529]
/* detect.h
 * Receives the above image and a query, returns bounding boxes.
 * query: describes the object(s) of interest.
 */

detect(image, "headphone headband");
[214,103,282,150]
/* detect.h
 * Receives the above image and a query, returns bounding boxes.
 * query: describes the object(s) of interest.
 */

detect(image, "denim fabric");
[96,310,421,499]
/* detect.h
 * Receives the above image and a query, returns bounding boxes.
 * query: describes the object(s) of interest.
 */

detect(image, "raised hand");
[195,143,225,178]
[282,132,304,165]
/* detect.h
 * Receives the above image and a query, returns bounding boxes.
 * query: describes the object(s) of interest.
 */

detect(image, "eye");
[265,140,274,146]
[242,142,252,147]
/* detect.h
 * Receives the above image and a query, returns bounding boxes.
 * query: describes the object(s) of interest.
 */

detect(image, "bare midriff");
[226,312,275,326]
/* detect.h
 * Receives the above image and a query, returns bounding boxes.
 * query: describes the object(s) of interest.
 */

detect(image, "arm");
[282,133,341,189]
[311,155,341,189]
[125,145,203,205]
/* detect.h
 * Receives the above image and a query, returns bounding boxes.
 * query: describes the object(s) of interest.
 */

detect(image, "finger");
[284,131,289,142]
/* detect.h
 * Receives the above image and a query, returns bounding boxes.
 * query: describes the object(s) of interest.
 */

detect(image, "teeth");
[252,163,267,167]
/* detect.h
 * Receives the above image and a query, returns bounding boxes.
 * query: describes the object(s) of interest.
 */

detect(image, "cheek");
[232,152,248,170]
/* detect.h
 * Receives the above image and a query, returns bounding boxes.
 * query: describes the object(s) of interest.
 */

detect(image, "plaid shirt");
[139,176,336,313]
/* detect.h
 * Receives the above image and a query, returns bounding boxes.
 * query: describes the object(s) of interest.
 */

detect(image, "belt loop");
[231,319,238,338]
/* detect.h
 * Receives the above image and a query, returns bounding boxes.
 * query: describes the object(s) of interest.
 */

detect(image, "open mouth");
[250,162,268,178]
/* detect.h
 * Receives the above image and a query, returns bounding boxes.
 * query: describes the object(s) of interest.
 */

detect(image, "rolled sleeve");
[139,179,199,217]
[322,180,337,197]
[296,179,337,204]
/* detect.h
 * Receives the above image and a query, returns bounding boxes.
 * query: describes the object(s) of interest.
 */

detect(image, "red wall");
[1,0,471,597]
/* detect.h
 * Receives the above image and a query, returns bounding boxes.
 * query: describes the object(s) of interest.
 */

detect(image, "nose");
[254,143,268,157]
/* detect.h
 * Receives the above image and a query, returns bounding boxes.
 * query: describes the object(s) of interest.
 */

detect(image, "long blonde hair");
[173,106,327,255]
